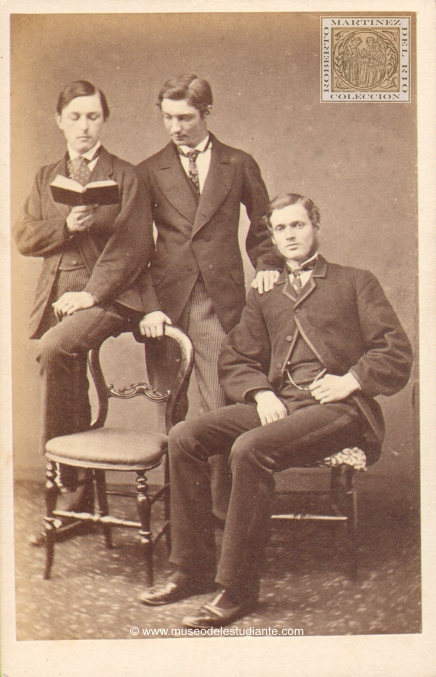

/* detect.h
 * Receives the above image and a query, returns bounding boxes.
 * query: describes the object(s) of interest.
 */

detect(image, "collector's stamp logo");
[321,17,410,102]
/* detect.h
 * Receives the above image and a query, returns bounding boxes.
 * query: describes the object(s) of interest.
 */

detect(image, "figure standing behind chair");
[14,81,154,524]
[136,74,281,519]
[139,192,413,628]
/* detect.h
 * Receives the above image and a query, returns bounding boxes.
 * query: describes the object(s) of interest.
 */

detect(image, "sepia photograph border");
[1,0,435,676]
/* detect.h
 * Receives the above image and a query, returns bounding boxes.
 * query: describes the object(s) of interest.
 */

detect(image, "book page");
[86,179,118,188]
[50,174,85,192]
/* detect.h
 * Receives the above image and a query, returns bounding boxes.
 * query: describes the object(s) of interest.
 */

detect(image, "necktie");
[290,258,318,293]
[178,137,212,195]
[68,156,91,186]
[180,149,200,194]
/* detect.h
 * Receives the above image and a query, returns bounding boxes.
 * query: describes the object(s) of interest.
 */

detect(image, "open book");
[50,175,120,206]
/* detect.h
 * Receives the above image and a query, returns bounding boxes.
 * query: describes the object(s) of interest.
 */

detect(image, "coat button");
[286,335,292,341]
[208,264,214,270]
[277,363,282,369]
[72,260,78,266]
[187,266,193,271]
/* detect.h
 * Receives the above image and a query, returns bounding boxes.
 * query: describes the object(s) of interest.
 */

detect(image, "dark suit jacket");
[137,133,279,334]
[219,256,413,460]
[14,147,154,338]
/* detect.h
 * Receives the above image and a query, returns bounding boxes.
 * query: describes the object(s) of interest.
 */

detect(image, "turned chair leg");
[43,461,60,580]
[94,469,113,549]
[330,467,342,511]
[163,453,171,553]
[344,467,358,581]
[136,470,153,586]
[329,466,358,580]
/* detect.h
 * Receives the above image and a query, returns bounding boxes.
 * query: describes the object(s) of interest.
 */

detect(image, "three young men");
[16,80,412,628]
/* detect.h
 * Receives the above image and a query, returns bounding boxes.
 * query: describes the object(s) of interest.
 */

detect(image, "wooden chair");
[43,325,194,585]
[271,447,368,581]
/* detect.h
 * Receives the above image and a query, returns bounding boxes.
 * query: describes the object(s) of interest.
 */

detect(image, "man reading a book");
[14,81,153,537]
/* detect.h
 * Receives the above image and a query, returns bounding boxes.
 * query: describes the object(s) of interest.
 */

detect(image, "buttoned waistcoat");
[136,134,279,334]
[14,147,154,338]
[218,256,413,456]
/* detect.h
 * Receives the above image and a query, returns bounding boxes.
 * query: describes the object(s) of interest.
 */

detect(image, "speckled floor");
[14,479,421,640]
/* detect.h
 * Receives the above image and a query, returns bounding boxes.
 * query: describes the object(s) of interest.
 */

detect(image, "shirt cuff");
[63,223,74,239]
[243,386,274,403]
[348,369,362,390]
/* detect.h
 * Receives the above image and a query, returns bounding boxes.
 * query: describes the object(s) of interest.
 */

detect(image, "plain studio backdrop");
[10,13,417,509]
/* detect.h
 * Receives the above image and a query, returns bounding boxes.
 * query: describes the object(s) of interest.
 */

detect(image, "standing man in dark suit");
[139,192,413,628]
[137,74,280,517]
[14,81,153,527]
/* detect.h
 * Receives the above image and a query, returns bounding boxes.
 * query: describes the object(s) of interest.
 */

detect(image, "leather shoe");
[139,577,216,606]
[182,589,257,629]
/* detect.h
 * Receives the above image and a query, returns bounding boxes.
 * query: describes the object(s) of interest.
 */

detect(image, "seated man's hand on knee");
[254,389,288,426]
[309,372,360,404]
[52,291,98,319]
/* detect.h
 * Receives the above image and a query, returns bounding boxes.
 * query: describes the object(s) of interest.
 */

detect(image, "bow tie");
[288,255,318,275]
[289,261,317,276]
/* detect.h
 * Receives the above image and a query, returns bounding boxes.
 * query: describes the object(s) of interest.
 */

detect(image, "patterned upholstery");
[321,447,367,471]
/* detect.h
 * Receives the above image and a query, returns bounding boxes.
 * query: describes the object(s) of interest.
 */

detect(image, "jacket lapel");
[48,155,70,220]
[192,135,236,237]
[154,142,199,223]
[277,268,298,303]
[294,255,328,308]
[279,255,328,306]
[88,146,115,181]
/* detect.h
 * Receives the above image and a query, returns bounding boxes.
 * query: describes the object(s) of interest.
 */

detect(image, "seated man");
[139,192,413,628]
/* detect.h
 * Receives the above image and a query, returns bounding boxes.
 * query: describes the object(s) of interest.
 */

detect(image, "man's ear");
[55,113,63,131]
[204,105,212,117]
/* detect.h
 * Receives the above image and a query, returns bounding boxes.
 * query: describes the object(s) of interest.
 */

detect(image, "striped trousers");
[146,277,232,519]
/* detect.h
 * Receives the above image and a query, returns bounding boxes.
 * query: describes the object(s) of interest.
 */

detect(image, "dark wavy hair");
[56,80,110,120]
[157,73,213,117]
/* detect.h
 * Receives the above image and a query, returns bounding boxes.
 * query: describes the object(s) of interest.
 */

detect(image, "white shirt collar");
[68,140,101,161]
[178,134,211,156]
[287,251,319,272]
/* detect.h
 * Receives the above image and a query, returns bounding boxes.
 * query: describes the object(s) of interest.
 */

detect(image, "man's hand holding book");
[66,204,98,233]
